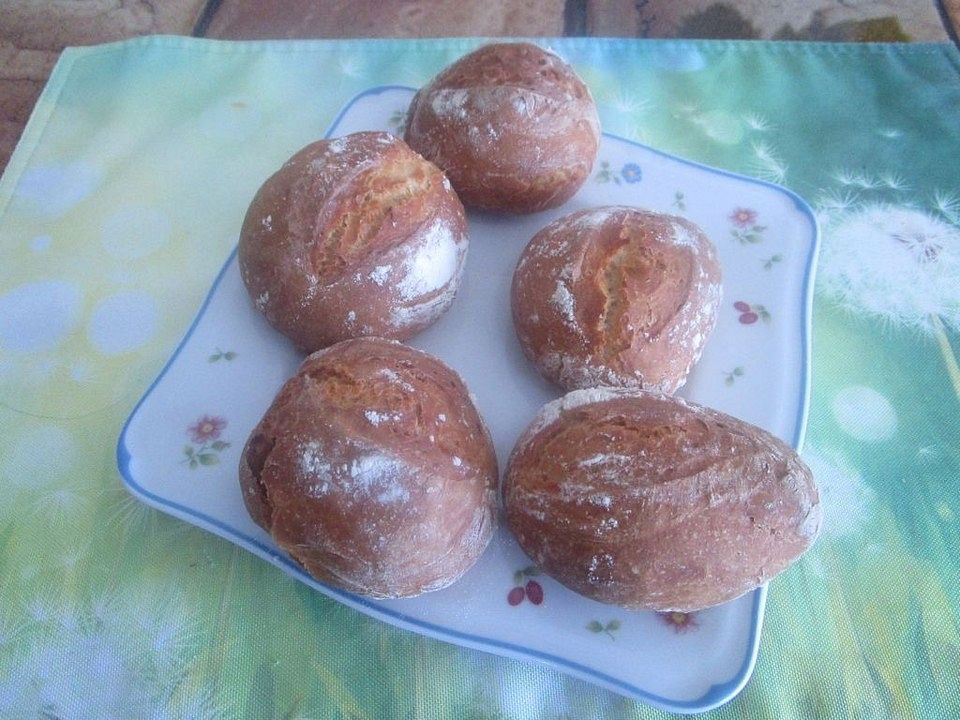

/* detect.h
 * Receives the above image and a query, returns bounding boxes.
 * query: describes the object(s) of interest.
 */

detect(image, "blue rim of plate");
[116,84,820,714]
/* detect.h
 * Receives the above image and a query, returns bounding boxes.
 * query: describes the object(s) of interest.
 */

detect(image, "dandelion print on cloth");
[0,36,959,719]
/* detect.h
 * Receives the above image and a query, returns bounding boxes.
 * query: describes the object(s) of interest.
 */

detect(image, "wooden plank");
[0,41,59,172]
[585,0,949,40]
[0,0,207,49]
[205,0,565,39]
[942,0,960,42]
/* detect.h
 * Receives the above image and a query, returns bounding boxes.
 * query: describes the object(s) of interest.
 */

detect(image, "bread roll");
[239,337,498,598]
[404,42,600,214]
[503,388,821,611]
[512,206,721,393]
[239,131,467,352]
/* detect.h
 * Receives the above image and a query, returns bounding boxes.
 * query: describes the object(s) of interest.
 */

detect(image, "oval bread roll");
[404,42,600,214]
[239,131,467,352]
[503,388,821,611]
[239,337,498,599]
[512,206,722,393]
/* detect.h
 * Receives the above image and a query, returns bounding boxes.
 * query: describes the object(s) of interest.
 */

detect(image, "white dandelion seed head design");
[815,187,861,214]
[608,88,649,115]
[748,140,787,183]
[0,631,152,717]
[105,491,160,535]
[31,485,89,526]
[817,203,960,332]
[878,171,909,192]
[932,189,960,224]
[496,662,569,720]
[832,167,858,186]
[832,167,881,190]
[0,589,201,717]
[802,446,876,538]
[742,112,771,131]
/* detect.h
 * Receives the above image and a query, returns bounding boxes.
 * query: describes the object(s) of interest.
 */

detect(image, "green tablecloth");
[0,36,958,718]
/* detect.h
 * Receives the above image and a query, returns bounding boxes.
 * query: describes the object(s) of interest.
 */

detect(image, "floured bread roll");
[239,131,467,351]
[503,388,822,611]
[239,337,498,599]
[511,206,722,392]
[404,42,600,214]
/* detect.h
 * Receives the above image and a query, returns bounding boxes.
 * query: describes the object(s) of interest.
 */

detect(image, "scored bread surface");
[404,42,600,214]
[239,131,467,351]
[239,337,498,599]
[512,206,722,393]
[504,388,821,611]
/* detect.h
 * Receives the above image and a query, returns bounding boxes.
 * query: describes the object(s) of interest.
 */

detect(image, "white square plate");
[118,86,818,713]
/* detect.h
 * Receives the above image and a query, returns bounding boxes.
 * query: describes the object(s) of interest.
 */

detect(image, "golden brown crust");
[503,388,821,611]
[238,131,468,352]
[404,42,600,214]
[511,207,722,393]
[239,337,498,598]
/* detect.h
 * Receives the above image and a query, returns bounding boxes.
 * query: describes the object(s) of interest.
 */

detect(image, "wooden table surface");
[1,0,958,173]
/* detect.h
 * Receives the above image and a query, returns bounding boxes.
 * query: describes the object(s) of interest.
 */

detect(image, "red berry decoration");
[525,580,544,605]
[733,301,751,312]
[739,312,759,324]
[507,587,525,606]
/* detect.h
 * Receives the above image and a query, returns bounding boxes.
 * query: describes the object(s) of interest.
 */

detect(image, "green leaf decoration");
[211,440,230,451]
[208,353,220,362]
[224,351,237,360]
[183,446,194,457]
[734,367,744,376]
[198,453,219,466]
[523,566,540,577]
[513,571,524,586]
[606,619,621,631]
[587,620,604,633]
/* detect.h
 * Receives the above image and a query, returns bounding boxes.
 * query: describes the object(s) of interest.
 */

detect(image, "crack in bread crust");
[512,207,719,392]
[596,223,694,366]
[312,155,438,283]
[238,131,467,350]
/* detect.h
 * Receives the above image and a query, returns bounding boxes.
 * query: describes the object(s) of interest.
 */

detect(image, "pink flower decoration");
[659,611,699,633]
[729,208,758,228]
[188,415,226,443]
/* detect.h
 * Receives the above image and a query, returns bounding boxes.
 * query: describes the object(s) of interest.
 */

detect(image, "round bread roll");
[239,337,498,598]
[404,42,600,214]
[511,206,722,393]
[239,131,468,352]
[503,388,821,612]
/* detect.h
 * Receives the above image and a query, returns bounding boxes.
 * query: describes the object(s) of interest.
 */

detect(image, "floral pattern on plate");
[183,416,230,469]
[729,207,767,244]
